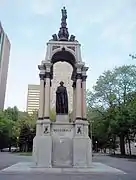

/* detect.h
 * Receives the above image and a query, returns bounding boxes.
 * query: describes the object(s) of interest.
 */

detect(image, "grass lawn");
[109,154,136,159]
[14,152,32,156]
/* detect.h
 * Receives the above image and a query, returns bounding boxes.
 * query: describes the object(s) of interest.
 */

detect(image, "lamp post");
[90,120,93,150]
[109,138,112,154]
[95,141,98,152]
[16,136,19,149]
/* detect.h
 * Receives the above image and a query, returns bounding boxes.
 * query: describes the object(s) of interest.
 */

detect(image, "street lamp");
[90,120,93,148]
[95,141,98,152]
[16,136,19,148]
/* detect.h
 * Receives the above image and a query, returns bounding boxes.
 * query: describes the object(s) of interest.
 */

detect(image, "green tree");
[18,112,36,152]
[4,106,19,122]
[0,110,10,150]
[0,107,37,152]
[50,108,56,121]
[0,109,16,151]
[87,65,136,155]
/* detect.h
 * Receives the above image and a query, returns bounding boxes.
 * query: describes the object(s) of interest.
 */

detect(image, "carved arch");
[51,49,76,68]
[50,49,76,80]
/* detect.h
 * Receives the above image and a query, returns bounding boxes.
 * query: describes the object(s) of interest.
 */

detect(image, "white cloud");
[101,19,135,51]
[86,55,128,90]
[29,0,57,15]
[64,0,131,38]
[98,0,136,51]
[0,0,8,7]
[0,0,58,16]
[19,27,34,38]
[0,0,4,5]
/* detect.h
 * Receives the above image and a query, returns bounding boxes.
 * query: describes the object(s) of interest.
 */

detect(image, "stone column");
[72,82,76,122]
[75,63,84,120]
[44,62,52,120]
[38,74,45,119]
[75,74,82,120]
[82,67,88,121]
[82,75,87,120]
[38,65,45,119]
[36,65,45,136]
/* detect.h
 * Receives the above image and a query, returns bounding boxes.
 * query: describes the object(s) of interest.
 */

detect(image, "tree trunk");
[22,144,25,152]
[120,135,125,155]
[8,145,11,152]
[113,150,115,155]
[127,136,131,156]
[25,144,28,152]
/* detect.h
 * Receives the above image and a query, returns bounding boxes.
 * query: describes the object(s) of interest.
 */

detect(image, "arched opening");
[50,50,76,114]
[51,50,76,67]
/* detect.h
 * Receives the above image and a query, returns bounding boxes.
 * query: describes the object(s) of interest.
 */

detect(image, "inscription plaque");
[51,124,73,138]
[53,128,71,132]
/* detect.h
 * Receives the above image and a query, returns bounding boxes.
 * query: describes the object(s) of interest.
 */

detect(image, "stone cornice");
[38,64,45,70]
[72,81,76,88]
[45,72,51,79]
[39,74,45,80]
[76,73,82,79]
[82,75,87,81]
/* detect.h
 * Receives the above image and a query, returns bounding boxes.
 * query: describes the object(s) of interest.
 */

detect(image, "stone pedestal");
[33,135,52,167]
[33,119,52,167]
[73,120,92,167]
[33,118,92,168]
[73,137,92,167]
[56,114,69,122]
[52,136,73,167]
[51,120,73,167]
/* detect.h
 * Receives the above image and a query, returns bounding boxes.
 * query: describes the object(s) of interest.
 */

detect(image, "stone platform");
[33,119,92,167]
[1,162,126,174]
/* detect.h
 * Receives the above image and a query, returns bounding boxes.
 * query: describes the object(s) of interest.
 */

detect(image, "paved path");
[0,152,31,170]
[93,153,136,174]
[0,152,136,180]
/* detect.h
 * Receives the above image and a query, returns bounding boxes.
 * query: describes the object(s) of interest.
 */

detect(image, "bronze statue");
[56,81,68,114]
[62,7,67,19]
[58,7,69,41]
[52,7,76,42]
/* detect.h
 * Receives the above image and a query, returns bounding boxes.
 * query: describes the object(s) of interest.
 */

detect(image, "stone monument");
[33,7,92,168]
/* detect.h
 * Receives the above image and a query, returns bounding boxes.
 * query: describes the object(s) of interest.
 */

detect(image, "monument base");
[51,121,73,167]
[1,162,126,174]
[73,137,92,167]
[56,114,69,122]
[33,135,52,167]
[52,137,73,167]
[33,118,92,168]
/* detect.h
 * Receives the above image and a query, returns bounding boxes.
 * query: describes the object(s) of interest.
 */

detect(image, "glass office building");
[0,22,10,109]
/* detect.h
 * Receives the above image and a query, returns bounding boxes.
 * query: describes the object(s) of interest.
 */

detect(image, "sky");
[0,0,136,111]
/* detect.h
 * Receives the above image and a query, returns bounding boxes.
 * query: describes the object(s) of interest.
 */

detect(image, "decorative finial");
[62,7,67,22]
[57,7,69,41]
[52,7,76,42]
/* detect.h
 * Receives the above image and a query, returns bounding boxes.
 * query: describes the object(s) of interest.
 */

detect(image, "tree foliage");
[87,65,136,155]
[0,107,36,152]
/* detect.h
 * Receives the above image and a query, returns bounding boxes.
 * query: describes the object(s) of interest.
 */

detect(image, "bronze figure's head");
[60,81,64,86]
